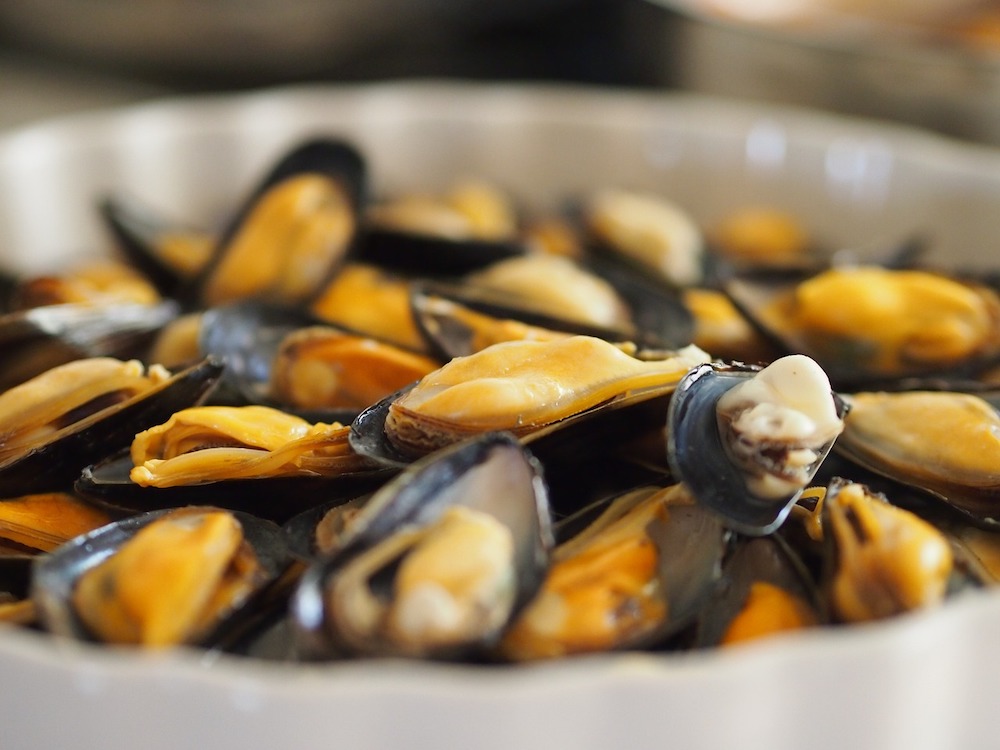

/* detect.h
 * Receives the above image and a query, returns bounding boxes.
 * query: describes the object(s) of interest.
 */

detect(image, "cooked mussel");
[351,335,710,466]
[694,533,823,648]
[667,354,847,535]
[0,356,222,495]
[726,265,1000,389]
[582,188,705,288]
[75,404,388,523]
[356,179,527,275]
[821,479,957,623]
[0,299,179,391]
[0,492,115,553]
[292,432,552,660]
[498,483,727,660]
[192,138,365,308]
[33,506,290,648]
[834,389,1000,528]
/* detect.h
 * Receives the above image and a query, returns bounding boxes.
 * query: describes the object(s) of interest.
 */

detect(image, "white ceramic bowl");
[1,83,1000,749]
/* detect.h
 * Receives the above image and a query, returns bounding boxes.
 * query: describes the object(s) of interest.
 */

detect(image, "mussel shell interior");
[32,507,291,645]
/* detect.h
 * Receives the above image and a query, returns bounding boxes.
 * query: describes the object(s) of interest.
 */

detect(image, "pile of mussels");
[1,136,998,662]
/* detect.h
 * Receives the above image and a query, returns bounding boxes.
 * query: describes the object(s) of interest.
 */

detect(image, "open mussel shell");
[667,362,847,536]
[0,555,35,625]
[818,478,965,623]
[0,357,222,496]
[99,193,213,298]
[292,431,553,660]
[693,533,824,649]
[32,507,291,648]
[187,137,366,308]
[75,451,392,525]
[580,252,695,350]
[0,300,179,392]
[833,389,1000,530]
[498,483,729,660]
[725,265,1000,390]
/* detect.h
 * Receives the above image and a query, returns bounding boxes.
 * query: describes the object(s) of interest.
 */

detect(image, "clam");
[667,354,847,535]
[351,335,710,466]
[0,356,222,495]
[292,432,552,660]
[834,389,1000,527]
[33,506,290,648]
[498,483,727,660]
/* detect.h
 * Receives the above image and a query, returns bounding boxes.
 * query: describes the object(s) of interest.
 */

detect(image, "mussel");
[292,432,552,660]
[834,389,1000,528]
[0,356,222,495]
[498,483,728,660]
[33,506,290,648]
[726,265,1000,389]
[191,138,365,308]
[668,354,847,535]
[351,335,710,466]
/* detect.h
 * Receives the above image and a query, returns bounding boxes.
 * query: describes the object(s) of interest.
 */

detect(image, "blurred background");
[3,0,1000,143]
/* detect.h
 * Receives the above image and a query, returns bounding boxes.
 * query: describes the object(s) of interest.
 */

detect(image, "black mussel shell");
[74,451,394,525]
[0,357,222,496]
[667,362,847,536]
[32,507,291,648]
[582,252,695,350]
[348,383,420,469]
[354,227,526,278]
[292,432,553,660]
[0,300,179,392]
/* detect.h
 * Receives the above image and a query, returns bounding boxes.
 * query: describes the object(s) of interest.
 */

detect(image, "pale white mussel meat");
[667,354,847,534]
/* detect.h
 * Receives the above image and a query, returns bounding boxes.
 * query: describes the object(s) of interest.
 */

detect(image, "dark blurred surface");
[0,0,658,92]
